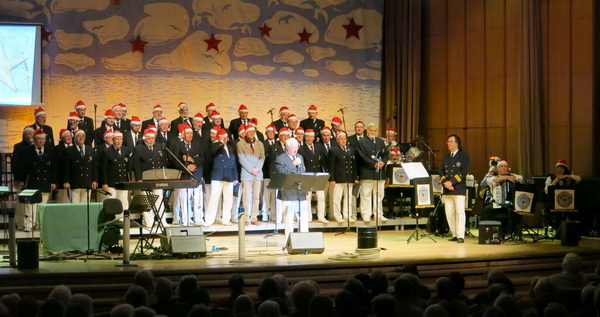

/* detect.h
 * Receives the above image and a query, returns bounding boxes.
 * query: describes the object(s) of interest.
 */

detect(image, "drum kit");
[398,135,436,170]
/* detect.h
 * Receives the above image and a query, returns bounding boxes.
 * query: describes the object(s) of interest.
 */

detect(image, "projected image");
[0,25,37,106]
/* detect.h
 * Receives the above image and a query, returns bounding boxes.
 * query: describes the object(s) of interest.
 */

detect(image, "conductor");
[275,138,308,240]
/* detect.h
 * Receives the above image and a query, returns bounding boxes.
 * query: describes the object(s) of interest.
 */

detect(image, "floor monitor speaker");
[285,232,324,254]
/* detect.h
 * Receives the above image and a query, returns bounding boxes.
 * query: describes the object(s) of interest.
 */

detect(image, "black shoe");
[457,238,464,243]
[448,237,458,241]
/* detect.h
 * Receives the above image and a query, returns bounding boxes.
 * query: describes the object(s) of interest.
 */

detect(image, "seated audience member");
[175,275,198,308]
[39,299,65,317]
[532,277,557,315]
[401,264,432,300]
[334,291,359,317]
[423,304,449,317]
[133,269,155,297]
[123,285,148,308]
[110,304,134,317]
[213,273,245,311]
[569,285,596,317]
[272,274,292,308]
[548,253,588,290]
[17,296,39,317]
[432,277,469,317]
[131,306,156,317]
[1,293,20,317]
[308,295,334,317]
[493,293,519,317]
[400,273,428,308]
[543,302,568,317]
[48,284,72,307]
[186,304,211,317]
[447,271,469,304]
[64,304,89,317]
[257,300,281,317]
[68,294,93,316]
[393,277,424,317]
[371,294,396,317]
[233,294,255,317]
[343,278,371,314]
[256,278,280,307]
[289,281,318,317]
[370,271,390,299]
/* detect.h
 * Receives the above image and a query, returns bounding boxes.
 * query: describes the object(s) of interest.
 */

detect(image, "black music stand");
[130,194,159,255]
[401,163,436,244]
[265,173,286,237]
[545,185,578,239]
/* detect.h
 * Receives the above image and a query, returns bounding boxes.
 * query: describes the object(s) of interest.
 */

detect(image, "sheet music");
[400,162,429,179]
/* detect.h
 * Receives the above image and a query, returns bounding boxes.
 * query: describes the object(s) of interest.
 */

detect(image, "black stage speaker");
[18,189,42,204]
[560,220,580,246]
[286,232,324,254]
[165,227,207,256]
[479,221,502,244]
[17,239,39,269]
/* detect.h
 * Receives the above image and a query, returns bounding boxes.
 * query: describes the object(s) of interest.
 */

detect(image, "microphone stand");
[335,107,352,235]
[268,109,274,125]
[93,104,98,130]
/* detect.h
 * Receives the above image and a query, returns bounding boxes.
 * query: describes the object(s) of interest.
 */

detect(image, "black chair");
[98,198,124,252]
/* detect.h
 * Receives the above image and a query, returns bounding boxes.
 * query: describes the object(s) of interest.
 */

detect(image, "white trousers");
[359,180,385,220]
[306,190,326,220]
[205,181,234,226]
[25,193,49,231]
[283,200,309,241]
[443,195,466,239]
[55,189,70,203]
[177,186,203,226]
[262,179,276,221]
[132,189,164,227]
[242,179,262,221]
[71,188,91,204]
[332,183,354,220]
[231,183,242,222]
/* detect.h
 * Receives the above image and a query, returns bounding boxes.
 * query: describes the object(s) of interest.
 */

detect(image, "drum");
[357,226,378,249]
[405,147,422,161]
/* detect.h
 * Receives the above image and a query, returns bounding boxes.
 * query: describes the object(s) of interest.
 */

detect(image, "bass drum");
[404,146,422,162]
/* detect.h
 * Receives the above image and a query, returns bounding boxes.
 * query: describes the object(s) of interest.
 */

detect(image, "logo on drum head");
[418,187,429,203]
[557,191,573,208]
[517,193,531,210]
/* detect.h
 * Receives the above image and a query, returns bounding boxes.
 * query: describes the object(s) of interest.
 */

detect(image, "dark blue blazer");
[209,141,238,182]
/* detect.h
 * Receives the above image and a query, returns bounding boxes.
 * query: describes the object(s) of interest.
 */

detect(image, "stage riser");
[2,255,599,315]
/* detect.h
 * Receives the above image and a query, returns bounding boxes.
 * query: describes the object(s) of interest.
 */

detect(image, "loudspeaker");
[165,227,206,256]
[17,239,39,270]
[560,220,580,246]
[479,221,502,244]
[285,232,324,254]
[18,189,42,204]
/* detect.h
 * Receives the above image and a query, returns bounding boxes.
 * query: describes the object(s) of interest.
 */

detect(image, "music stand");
[546,185,578,240]
[130,194,159,255]
[141,168,182,239]
[401,163,436,244]
[265,173,287,237]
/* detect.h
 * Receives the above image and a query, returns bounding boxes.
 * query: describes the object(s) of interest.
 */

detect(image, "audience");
[2,253,598,317]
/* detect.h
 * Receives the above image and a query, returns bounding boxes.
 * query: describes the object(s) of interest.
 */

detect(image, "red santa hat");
[23,126,35,133]
[305,129,315,136]
[74,100,86,110]
[206,103,216,112]
[488,156,501,166]
[245,124,256,132]
[103,130,114,139]
[119,102,127,110]
[158,117,169,124]
[34,129,46,138]
[249,118,258,126]
[336,130,346,137]
[130,116,142,125]
[386,128,397,134]
[265,124,276,132]
[113,130,123,138]
[238,104,248,112]
[295,127,304,134]
[210,126,220,135]
[59,129,71,138]
[288,114,298,121]
[238,124,246,134]
[178,102,187,110]
[104,109,115,119]
[321,126,332,135]
[143,128,156,138]
[556,159,569,169]
[498,159,511,169]
[279,106,290,114]
[193,113,204,121]
[178,123,192,135]
[34,107,46,117]
[68,111,81,121]
[148,125,157,132]
[278,127,290,135]
[307,105,317,113]
[210,111,221,120]
[153,104,163,112]
[390,147,400,153]
[217,128,228,137]
[331,117,343,126]
[74,129,86,137]
[112,104,122,111]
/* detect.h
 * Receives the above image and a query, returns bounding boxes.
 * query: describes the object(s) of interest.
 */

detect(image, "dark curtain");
[381,0,422,141]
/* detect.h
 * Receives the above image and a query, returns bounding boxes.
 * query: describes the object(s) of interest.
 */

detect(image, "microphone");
[267,108,275,114]
[337,107,347,113]
[97,189,112,196]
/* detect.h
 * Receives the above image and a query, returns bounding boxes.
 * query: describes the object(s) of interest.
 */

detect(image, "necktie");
[117,148,121,156]
[186,143,191,152]
[310,145,314,153]
[163,133,167,140]
[134,133,139,144]
[451,153,455,158]
[38,148,43,156]
[250,142,254,153]
[116,121,120,129]
[79,146,84,157]
[325,143,330,152]
[149,146,153,152]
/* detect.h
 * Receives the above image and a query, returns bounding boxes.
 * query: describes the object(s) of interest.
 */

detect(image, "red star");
[129,35,148,53]
[343,17,363,40]
[113,0,122,5]
[297,28,312,43]
[41,27,52,43]
[204,33,222,52]
[259,23,272,37]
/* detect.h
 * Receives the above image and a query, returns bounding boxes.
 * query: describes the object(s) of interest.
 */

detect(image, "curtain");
[381,0,422,141]
[519,0,545,178]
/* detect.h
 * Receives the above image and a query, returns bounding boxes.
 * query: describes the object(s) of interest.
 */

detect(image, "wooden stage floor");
[2,228,600,275]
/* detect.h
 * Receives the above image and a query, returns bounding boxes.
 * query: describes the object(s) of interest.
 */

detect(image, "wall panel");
[448,80,466,128]
[466,79,486,127]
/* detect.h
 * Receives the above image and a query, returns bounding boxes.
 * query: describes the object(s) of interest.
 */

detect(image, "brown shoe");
[251,220,260,225]
[244,221,249,226]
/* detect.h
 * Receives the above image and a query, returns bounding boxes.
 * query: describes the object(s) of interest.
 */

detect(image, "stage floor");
[2,228,599,275]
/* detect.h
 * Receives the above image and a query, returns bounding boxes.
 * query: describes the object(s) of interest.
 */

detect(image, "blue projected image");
[0,25,37,106]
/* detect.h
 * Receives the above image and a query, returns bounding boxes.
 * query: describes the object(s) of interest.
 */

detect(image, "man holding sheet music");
[440,134,470,243]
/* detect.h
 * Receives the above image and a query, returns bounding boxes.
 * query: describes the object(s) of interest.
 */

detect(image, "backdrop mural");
[0,0,383,152]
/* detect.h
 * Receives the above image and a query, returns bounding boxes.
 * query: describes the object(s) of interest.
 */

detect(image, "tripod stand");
[407,206,437,243]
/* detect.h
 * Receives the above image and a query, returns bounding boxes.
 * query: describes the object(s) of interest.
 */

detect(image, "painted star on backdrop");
[204,33,222,52]
[0,46,26,91]
[259,23,272,37]
[129,35,148,53]
[41,27,52,43]
[343,18,363,40]
[297,28,312,43]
